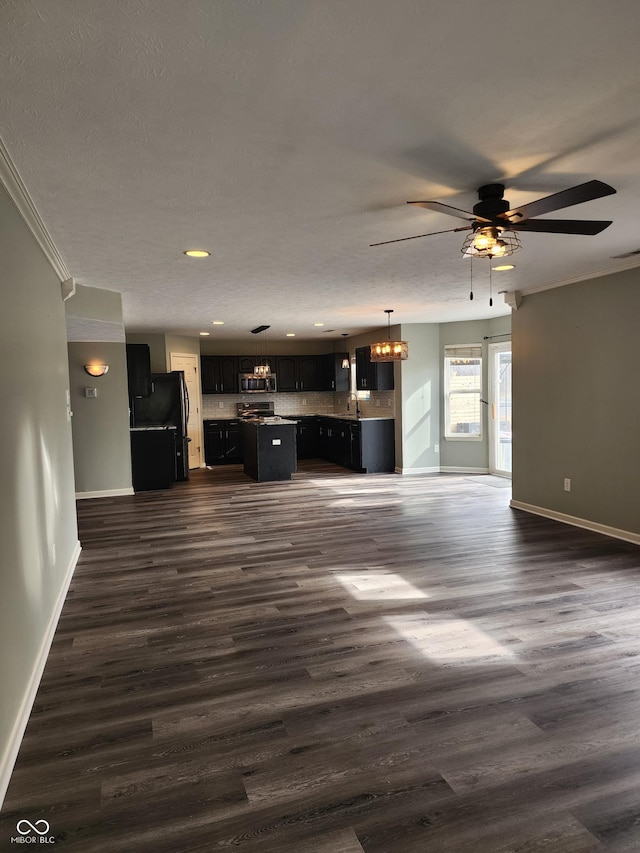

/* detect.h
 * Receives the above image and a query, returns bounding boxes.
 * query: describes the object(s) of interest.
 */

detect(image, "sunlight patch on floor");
[335,571,429,600]
[384,613,516,662]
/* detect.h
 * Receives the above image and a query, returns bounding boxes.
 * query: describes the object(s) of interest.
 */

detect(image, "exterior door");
[170,352,202,469]
[488,342,512,477]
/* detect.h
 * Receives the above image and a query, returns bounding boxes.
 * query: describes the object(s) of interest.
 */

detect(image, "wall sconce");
[84,364,109,377]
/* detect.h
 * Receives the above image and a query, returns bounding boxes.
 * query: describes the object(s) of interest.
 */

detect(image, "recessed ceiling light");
[184,249,210,258]
[286,333,295,337]
[199,331,210,336]
[212,320,224,325]
[492,264,515,271]
[313,322,325,327]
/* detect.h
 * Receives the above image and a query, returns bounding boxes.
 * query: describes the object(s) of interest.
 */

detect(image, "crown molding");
[0,135,70,282]
[522,258,640,297]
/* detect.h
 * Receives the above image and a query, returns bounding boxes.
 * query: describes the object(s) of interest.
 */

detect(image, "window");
[444,344,482,439]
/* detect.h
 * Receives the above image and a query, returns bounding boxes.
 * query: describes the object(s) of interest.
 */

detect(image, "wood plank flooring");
[2,462,640,851]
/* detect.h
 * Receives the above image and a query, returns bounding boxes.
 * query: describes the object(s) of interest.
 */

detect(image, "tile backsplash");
[202,391,395,419]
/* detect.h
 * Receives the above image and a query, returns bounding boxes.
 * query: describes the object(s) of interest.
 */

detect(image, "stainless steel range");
[237,401,276,419]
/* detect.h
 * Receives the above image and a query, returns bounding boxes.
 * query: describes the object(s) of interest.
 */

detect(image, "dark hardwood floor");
[2,462,640,852]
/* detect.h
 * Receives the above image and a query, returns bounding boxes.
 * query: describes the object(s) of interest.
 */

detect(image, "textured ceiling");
[1,0,640,342]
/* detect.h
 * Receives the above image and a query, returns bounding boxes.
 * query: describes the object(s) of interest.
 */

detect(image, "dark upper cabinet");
[201,355,239,393]
[274,355,322,392]
[355,346,394,391]
[200,351,353,395]
[298,355,321,391]
[238,355,257,373]
[321,352,350,392]
[275,356,298,391]
[126,344,152,398]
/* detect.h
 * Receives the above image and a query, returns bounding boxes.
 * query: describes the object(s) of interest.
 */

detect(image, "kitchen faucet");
[346,391,361,416]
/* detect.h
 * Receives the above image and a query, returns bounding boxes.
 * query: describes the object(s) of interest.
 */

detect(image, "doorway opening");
[488,342,512,477]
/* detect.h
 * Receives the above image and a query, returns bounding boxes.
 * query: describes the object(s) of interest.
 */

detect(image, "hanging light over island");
[370,309,409,362]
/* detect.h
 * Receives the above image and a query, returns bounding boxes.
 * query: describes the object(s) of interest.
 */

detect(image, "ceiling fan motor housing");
[473,183,510,222]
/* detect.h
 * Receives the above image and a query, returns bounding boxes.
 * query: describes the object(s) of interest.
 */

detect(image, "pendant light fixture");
[251,325,271,376]
[370,310,409,362]
[341,333,350,369]
[461,226,521,259]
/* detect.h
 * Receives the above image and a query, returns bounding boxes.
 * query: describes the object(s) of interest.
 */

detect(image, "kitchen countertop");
[243,417,298,425]
[130,425,177,431]
[203,414,393,422]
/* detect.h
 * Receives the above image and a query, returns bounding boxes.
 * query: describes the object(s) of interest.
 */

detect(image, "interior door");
[488,342,512,477]
[170,352,202,469]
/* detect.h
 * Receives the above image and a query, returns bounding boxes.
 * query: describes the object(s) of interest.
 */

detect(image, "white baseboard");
[440,466,490,475]
[396,466,440,475]
[76,487,134,500]
[510,500,640,546]
[0,539,81,809]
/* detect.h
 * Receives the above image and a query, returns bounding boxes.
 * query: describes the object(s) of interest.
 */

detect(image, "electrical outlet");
[387,398,392,406]
[564,478,571,492]
[219,401,224,408]
[302,399,307,405]
[375,398,381,407]
[434,444,439,453]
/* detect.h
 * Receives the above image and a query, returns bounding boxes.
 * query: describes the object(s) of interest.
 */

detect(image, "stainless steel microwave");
[238,373,277,393]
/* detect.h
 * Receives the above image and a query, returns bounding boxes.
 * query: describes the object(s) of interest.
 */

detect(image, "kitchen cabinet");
[201,355,239,394]
[274,355,322,392]
[203,419,243,464]
[317,417,395,473]
[295,416,319,458]
[355,346,394,391]
[243,420,297,482]
[238,355,257,373]
[353,418,395,473]
[321,352,350,392]
[130,426,176,490]
[126,343,152,398]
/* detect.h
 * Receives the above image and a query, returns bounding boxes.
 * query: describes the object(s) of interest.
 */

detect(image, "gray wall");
[512,270,640,537]
[67,341,132,495]
[397,323,440,471]
[0,183,80,799]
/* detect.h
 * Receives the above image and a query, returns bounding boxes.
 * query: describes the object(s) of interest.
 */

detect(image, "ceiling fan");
[371,180,616,258]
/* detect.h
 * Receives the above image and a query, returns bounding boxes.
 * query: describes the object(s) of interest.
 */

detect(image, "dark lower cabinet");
[203,419,243,464]
[296,417,319,458]
[317,417,395,473]
[354,418,395,473]
[130,427,176,490]
[202,416,394,473]
[243,421,297,482]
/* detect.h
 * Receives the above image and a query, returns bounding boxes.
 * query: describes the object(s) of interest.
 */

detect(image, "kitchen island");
[242,417,297,482]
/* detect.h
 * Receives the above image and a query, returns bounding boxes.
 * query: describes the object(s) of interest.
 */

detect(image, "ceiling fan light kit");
[370,310,409,362]
[461,226,522,259]
[373,181,616,264]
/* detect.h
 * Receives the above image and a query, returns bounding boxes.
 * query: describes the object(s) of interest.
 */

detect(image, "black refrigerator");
[131,372,190,481]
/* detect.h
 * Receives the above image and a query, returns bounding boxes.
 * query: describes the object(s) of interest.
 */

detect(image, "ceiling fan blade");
[408,200,490,223]
[502,180,616,222]
[370,225,471,247]
[510,218,613,235]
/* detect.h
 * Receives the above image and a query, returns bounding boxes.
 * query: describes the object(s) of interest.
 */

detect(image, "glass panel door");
[488,342,512,477]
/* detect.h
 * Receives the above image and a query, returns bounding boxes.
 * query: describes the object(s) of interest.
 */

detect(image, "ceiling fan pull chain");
[469,255,474,301]
[489,262,493,307]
